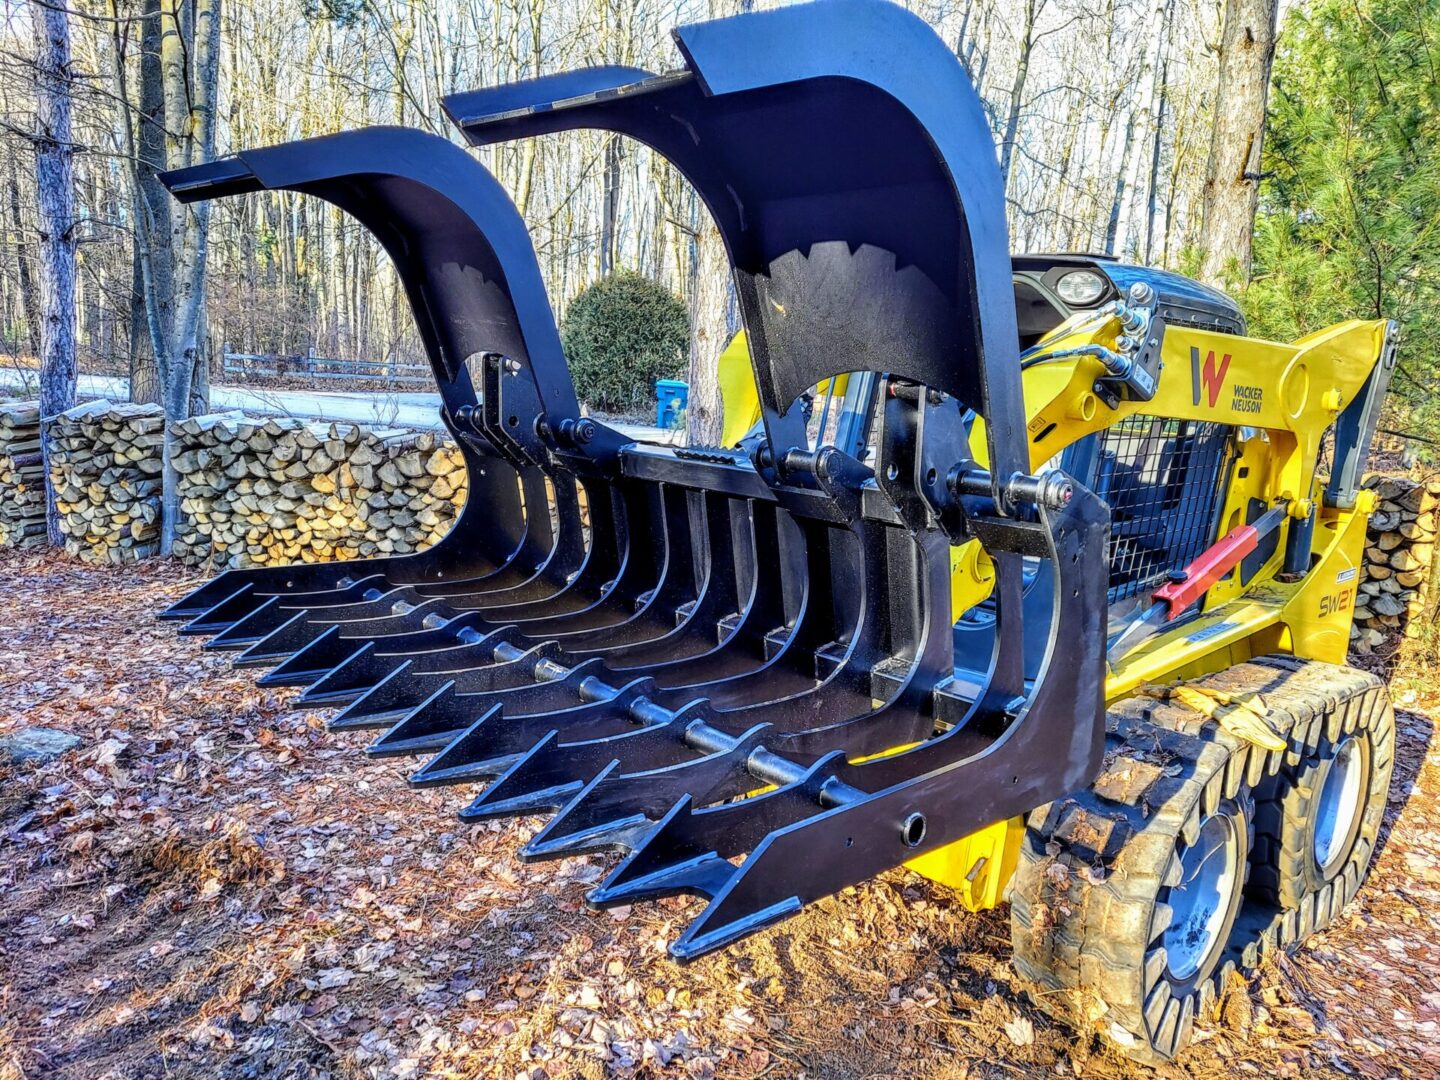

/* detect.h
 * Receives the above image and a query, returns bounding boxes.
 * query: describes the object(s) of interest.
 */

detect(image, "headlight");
[1055,269,1107,307]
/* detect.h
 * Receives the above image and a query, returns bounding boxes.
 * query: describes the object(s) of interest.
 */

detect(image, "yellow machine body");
[716,313,1392,908]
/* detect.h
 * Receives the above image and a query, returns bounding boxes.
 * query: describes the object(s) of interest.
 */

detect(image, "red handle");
[1152,504,1290,620]
[1153,526,1258,618]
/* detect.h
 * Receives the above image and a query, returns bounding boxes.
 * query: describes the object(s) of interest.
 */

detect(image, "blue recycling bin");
[655,379,689,428]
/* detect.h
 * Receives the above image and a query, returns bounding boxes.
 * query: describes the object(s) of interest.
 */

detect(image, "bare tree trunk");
[6,157,41,360]
[128,0,168,405]
[110,0,222,554]
[998,0,1039,190]
[1198,0,1279,287]
[1104,108,1138,255]
[30,1,79,546]
[1143,56,1171,262]
[599,136,622,276]
[686,198,728,446]
[129,231,161,403]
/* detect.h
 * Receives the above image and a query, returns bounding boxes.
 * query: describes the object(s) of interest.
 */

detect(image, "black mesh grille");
[1082,417,1233,603]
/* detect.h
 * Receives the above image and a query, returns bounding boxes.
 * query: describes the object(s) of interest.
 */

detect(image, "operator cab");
[1011,253,1246,346]
[954,256,1250,680]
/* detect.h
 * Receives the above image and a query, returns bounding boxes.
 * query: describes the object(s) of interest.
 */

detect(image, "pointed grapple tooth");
[237,611,326,670]
[316,611,492,670]
[391,664,636,782]
[363,680,465,752]
[328,661,420,730]
[253,624,364,685]
[453,698,684,822]
[203,596,288,650]
[377,676,655,762]
[521,720,773,861]
[406,703,512,787]
[237,596,443,669]
[295,642,391,709]
[359,662,578,750]
[411,676,659,812]
[585,797,740,906]
[308,626,528,717]
[454,731,586,819]
[668,869,804,962]
[162,571,244,620]
[589,751,842,911]
[179,584,258,636]
[520,762,654,861]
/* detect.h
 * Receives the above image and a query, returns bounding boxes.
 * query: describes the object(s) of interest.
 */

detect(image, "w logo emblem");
[1190,347,1232,408]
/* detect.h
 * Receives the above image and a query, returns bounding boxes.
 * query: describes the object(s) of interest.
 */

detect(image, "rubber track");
[1008,655,1392,1064]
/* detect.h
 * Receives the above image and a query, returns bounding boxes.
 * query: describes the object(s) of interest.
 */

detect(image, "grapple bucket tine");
[522,723,775,861]
[375,676,656,762]
[293,617,506,707]
[253,625,361,686]
[373,655,613,767]
[296,643,397,709]
[406,703,512,787]
[453,698,708,821]
[356,612,497,660]
[238,597,454,669]
[163,566,391,622]
[448,730,579,817]
[162,571,245,620]
[585,798,736,907]
[361,680,464,751]
[589,753,846,908]
[519,761,654,860]
[298,621,513,709]
[360,654,603,757]
[203,597,285,650]
[327,661,418,730]
[179,584,258,635]
[202,577,401,648]
[325,638,560,725]
[417,676,662,812]
[238,611,315,672]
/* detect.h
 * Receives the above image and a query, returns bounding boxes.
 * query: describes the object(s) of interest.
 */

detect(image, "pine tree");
[1245,0,1440,435]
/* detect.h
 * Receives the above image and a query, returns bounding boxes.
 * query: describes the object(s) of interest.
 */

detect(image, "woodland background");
[0,0,1437,440]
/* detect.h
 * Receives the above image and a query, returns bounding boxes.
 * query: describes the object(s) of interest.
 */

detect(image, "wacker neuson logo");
[1191,346,1263,413]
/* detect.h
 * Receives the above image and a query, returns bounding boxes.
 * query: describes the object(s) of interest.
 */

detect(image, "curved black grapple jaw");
[160,0,1107,959]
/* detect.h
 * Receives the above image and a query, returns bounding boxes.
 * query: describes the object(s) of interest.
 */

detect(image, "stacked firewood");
[46,400,165,564]
[0,400,45,547]
[0,400,46,547]
[169,413,467,569]
[1353,474,1439,652]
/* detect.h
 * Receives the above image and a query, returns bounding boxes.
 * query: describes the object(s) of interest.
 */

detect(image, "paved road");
[0,368,677,444]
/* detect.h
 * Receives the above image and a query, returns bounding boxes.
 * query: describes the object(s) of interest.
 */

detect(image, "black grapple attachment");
[160,0,1109,958]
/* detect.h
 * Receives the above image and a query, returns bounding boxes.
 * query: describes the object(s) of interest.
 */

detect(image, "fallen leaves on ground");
[1,548,1438,1079]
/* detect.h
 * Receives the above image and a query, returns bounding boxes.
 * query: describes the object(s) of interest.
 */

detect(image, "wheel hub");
[1314,736,1366,874]
[1163,811,1242,982]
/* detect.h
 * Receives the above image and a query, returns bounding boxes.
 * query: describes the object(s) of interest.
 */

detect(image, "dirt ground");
[1,549,1437,1080]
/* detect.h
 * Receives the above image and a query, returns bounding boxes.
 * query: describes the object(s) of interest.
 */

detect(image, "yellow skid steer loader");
[158,0,1398,1062]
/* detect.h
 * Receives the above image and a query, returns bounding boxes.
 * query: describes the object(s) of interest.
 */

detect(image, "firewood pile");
[46,400,165,564]
[169,413,467,569]
[1353,474,1439,652]
[0,400,45,547]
